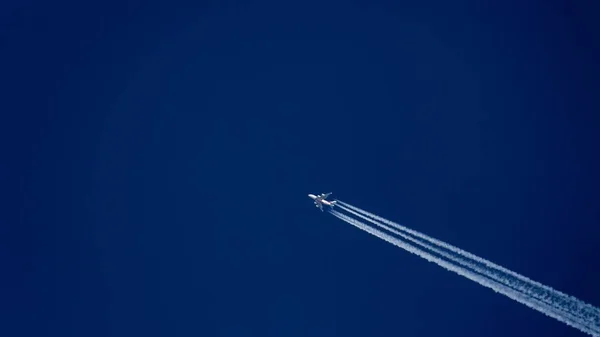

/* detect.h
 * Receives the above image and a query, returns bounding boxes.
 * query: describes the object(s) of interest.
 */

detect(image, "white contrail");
[328,210,600,336]
[336,200,600,326]
[329,210,600,336]
[336,203,594,331]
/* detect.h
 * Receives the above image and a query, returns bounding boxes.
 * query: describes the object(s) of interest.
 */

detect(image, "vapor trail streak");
[329,210,600,336]
[336,203,594,331]
[336,200,600,326]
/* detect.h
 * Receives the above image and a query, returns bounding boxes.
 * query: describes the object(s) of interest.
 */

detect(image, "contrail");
[336,200,600,326]
[335,203,595,332]
[328,210,600,336]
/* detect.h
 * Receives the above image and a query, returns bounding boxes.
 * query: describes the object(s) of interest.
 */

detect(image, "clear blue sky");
[2,1,600,336]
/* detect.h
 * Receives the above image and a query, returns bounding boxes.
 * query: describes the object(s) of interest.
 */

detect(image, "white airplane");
[308,192,337,211]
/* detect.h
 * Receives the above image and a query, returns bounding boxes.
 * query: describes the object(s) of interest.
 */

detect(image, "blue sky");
[2,1,600,336]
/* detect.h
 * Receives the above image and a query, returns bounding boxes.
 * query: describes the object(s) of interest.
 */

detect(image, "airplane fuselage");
[308,194,336,206]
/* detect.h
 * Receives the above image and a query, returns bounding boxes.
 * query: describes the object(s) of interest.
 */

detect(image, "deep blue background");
[2,1,599,336]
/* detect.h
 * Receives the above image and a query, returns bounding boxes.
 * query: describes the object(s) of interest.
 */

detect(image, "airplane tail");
[330,200,337,208]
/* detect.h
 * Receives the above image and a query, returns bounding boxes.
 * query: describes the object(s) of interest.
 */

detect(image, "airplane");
[308,192,337,211]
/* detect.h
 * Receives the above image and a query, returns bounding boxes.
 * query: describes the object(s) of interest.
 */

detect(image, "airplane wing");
[322,192,332,199]
[317,203,323,211]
